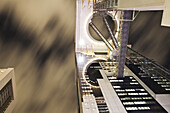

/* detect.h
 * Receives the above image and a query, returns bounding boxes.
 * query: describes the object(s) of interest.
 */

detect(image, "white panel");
[118,0,164,9]
[162,0,170,27]
[82,95,99,113]
[156,94,170,112]
[98,70,127,113]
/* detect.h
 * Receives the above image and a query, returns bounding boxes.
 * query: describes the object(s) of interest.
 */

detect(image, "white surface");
[118,0,164,9]
[98,70,127,113]
[162,0,170,27]
[156,94,170,112]
[82,95,99,113]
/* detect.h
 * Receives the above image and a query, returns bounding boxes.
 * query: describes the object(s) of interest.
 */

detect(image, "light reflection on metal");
[89,22,114,51]
[79,39,85,45]
[78,55,85,63]
[109,51,112,56]
[107,11,120,47]
[113,12,120,41]
[82,57,107,88]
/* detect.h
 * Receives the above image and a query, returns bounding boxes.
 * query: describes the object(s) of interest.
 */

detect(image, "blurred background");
[129,11,170,70]
[0,0,170,113]
[0,0,77,113]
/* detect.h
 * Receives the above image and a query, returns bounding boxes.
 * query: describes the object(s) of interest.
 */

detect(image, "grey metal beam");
[117,10,131,78]
[103,17,119,49]
[89,22,114,51]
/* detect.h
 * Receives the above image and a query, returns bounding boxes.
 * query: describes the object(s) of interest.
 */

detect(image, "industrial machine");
[75,0,170,112]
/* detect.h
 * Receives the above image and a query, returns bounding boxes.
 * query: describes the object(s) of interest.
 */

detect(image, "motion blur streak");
[0,0,77,113]
[129,11,170,70]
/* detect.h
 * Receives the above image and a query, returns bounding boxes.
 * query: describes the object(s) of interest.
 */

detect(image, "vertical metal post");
[117,11,131,78]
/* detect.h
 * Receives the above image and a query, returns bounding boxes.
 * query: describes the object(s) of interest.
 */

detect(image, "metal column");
[117,11,131,78]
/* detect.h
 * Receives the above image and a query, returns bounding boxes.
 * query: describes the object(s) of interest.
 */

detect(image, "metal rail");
[94,0,118,11]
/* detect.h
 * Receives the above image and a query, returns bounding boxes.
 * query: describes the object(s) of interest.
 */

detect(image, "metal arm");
[89,22,114,51]
[103,17,119,50]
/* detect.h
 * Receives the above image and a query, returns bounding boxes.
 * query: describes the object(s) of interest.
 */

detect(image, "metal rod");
[89,22,114,51]
[103,17,119,49]
[117,10,131,78]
